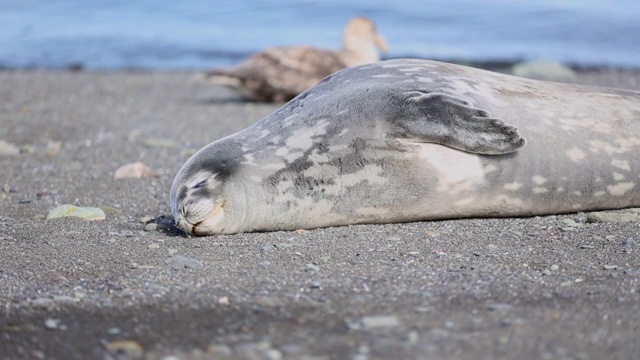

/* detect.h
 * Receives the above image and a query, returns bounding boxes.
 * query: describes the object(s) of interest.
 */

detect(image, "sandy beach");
[1,66,640,359]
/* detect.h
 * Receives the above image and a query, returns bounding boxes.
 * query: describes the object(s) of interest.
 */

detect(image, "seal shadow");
[147,214,189,237]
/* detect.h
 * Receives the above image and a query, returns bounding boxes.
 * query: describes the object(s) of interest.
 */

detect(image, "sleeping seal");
[171,59,640,235]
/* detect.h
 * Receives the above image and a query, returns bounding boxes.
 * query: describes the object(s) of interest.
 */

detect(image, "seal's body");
[171,59,640,235]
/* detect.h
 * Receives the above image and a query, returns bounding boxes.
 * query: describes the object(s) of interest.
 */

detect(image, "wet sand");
[1,66,640,359]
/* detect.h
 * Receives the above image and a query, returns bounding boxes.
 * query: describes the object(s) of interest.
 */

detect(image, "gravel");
[1,67,640,359]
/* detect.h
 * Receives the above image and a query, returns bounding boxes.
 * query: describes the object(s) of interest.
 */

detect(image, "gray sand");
[1,67,640,360]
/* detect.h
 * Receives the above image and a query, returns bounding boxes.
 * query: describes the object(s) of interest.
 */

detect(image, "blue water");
[1,0,639,70]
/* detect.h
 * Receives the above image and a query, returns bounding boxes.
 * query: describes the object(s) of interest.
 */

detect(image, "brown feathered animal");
[205,16,389,102]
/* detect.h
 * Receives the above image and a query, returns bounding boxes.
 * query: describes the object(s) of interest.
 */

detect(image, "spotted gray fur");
[171,59,640,235]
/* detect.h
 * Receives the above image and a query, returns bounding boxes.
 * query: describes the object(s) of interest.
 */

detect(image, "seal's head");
[170,171,226,235]
[170,140,246,235]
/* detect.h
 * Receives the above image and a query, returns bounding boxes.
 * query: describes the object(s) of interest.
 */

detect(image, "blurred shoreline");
[2,57,638,73]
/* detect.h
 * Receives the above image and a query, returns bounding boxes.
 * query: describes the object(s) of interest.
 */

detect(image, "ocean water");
[1,0,639,70]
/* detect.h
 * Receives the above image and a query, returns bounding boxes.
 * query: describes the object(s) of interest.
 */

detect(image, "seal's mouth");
[176,200,226,236]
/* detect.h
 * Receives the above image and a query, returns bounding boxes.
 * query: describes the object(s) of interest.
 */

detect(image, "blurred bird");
[205,16,389,102]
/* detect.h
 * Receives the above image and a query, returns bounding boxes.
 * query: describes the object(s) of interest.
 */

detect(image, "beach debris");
[47,204,106,221]
[114,162,153,179]
[0,140,20,157]
[512,60,577,82]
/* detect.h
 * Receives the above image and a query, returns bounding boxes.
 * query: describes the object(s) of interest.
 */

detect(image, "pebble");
[47,204,106,221]
[261,244,277,252]
[603,265,618,270]
[100,205,120,215]
[0,140,20,156]
[310,281,321,289]
[304,263,320,272]
[140,216,154,223]
[550,264,560,271]
[104,340,144,357]
[166,255,203,270]
[218,296,230,305]
[44,318,59,330]
[147,243,160,250]
[587,212,640,223]
[622,237,637,248]
[114,162,153,179]
[31,297,53,308]
[144,223,160,232]
[358,315,400,329]
[561,219,579,227]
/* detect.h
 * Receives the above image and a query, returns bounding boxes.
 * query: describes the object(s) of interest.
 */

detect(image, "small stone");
[414,306,431,313]
[104,340,144,357]
[31,297,53,308]
[47,204,106,221]
[587,212,640,223]
[542,269,552,276]
[218,296,230,305]
[622,238,637,248]
[359,315,400,329]
[100,205,120,215]
[550,264,560,271]
[144,223,159,232]
[114,162,153,179]
[107,327,121,335]
[304,263,320,272]
[44,318,59,330]
[140,216,154,223]
[166,255,203,270]
[261,244,277,252]
[310,281,321,289]
[147,243,160,250]
[603,265,618,270]
[0,140,20,157]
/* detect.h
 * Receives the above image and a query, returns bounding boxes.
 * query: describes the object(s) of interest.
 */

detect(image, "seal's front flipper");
[395,91,526,155]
